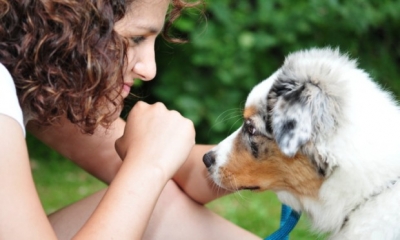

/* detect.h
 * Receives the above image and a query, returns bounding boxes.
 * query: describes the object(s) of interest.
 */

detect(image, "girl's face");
[114,0,170,99]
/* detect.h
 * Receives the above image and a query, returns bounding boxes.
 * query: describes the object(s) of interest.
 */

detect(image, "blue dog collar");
[264,204,301,240]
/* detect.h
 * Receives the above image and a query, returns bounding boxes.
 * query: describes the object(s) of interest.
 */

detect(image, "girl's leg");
[143,180,260,240]
[48,180,261,240]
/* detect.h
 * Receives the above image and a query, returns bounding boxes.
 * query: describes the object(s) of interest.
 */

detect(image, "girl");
[0,0,261,239]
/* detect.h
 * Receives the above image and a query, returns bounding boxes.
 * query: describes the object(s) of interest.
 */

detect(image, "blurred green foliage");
[133,0,400,144]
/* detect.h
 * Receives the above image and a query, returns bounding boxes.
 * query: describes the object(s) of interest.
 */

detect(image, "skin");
[0,0,262,239]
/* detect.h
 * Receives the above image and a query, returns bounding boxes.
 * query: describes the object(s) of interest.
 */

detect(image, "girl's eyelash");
[131,36,145,44]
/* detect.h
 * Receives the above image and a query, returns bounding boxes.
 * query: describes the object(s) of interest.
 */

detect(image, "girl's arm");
[173,144,231,204]
[28,109,231,205]
[73,101,196,239]
[30,102,198,239]
[27,116,124,184]
[0,115,57,239]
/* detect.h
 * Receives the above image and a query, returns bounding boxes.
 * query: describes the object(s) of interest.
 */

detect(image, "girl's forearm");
[73,154,168,239]
[173,144,231,204]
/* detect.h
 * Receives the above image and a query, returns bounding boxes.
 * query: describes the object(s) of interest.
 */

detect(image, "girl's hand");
[115,101,195,179]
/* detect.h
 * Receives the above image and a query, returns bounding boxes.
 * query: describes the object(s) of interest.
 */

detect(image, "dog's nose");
[203,152,216,168]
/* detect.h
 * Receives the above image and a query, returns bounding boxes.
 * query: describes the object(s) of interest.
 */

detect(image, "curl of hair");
[164,0,204,43]
[0,0,201,134]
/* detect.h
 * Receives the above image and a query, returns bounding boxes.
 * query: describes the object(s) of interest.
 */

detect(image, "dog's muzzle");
[203,151,216,168]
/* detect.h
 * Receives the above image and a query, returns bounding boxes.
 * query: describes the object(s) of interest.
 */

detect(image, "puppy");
[203,48,400,239]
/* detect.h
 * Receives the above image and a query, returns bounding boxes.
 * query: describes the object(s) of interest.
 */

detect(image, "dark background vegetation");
[30,0,400,239]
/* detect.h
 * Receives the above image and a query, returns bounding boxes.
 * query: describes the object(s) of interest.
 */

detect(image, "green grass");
[27,133,106,214]
[28,133,324,239]
[207,192,325,239]
[31,158,106,214]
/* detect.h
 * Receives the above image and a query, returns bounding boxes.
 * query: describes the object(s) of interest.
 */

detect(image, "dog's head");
[204,48,355,198]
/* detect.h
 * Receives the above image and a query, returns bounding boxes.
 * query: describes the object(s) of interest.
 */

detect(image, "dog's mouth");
[238,186,261,191]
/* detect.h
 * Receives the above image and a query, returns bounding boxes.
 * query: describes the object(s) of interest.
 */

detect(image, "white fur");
[207,48,400,239]
[208,129,238,186]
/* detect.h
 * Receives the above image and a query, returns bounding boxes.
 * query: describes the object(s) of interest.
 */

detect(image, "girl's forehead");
[116,0,169,32]
[127,0,170,16]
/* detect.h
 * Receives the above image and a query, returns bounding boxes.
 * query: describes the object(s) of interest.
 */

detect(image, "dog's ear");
[266,48,348,158]
[267,77,313,157]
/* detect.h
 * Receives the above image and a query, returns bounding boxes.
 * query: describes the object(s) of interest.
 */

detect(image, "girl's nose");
[133,47,156,81]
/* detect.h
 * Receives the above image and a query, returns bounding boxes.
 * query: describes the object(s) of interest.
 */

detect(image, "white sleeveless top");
[0,63,25,135]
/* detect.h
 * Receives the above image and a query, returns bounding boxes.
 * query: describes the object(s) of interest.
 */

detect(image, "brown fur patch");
[243,105,258,119]
[218,132,323,198]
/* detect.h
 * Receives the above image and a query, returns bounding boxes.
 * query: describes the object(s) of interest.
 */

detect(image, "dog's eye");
[248,125,256,135]
[245,119,257,135]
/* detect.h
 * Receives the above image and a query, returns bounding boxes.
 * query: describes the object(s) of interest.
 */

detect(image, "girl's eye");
[131,36,145,45]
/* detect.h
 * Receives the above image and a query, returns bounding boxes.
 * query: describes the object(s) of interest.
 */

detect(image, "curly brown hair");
[0,0,202,134]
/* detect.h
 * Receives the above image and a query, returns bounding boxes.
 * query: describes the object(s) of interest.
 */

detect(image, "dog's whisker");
[209,108,242,130]
[217,114,242,124]
[210,113,242,130]
[225,176,252,208]
[209,114,244,141]
[227,117,244,133]
[206,173,224,197]
[214,108,242,123]
[231,177,247,202]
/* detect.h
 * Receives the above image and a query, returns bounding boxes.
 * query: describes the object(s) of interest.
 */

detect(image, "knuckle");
[153,102,166,109]
[133,101,148,110]
[136,101,146,107]
[183,118,195,131]
[170,109,181,117]
[185,118,194,127]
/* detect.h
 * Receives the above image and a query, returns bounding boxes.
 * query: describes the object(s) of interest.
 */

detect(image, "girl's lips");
[122,84,131,93]
[121,83,132,98]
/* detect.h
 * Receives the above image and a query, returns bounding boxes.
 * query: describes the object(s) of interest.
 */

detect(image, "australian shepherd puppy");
[203,48,400,239]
